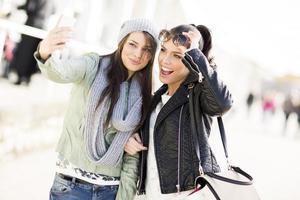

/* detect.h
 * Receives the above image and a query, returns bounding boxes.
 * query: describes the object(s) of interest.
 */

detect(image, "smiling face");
[158,39,190,94]
[121,32,153,78]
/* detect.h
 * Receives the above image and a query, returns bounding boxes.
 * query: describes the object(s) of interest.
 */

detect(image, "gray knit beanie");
[117,18,159,44]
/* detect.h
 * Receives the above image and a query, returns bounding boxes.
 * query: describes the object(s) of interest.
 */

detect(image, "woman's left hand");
[124,133,147,156]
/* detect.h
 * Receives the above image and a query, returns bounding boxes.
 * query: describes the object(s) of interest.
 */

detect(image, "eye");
[128,42,137,47]
[174,54,183,59]
[160,47,166,52]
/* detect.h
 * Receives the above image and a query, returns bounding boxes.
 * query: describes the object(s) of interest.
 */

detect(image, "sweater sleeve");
[115,153,139,200]
[34,51,100,84]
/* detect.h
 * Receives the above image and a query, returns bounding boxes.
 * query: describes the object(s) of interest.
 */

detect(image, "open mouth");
[160,67,174,76]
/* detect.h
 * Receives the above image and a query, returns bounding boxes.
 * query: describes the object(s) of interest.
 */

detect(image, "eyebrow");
[128,40,152,48]
[128,40,138,44]
[161,44,184,55]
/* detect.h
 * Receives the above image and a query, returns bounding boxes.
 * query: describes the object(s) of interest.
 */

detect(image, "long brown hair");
[98,31,157,128]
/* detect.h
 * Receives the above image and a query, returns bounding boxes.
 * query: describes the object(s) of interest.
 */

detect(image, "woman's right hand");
[38,26,73,60]
[124,133,147,156]
[182,30,201,51]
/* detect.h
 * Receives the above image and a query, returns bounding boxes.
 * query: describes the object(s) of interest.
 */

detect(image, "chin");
[124,65,136,72]
[159,76,170,84]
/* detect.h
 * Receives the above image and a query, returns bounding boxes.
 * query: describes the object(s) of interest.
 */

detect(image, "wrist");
[185,42,199,53]
[190,41,199,50]
[37,42,50,61]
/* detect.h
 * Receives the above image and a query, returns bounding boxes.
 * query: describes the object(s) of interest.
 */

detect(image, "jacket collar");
[152,84,189,129]
[183,72,199,86]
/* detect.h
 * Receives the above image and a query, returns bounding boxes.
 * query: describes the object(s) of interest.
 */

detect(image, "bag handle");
[205,166,253,184]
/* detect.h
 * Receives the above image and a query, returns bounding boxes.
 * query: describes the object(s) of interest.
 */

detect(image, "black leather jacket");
[137,49,233,194]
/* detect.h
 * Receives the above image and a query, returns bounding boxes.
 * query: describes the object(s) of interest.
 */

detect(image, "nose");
[161,55,171,65]
[134,48,143,59]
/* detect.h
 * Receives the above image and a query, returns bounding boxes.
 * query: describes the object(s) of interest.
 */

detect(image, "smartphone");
[56,14,76,28]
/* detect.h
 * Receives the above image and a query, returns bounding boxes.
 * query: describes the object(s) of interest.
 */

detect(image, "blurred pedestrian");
[262,92,276,122]
[125,24,232,199]
[1,34,15,78]
[246,91,255,117]
[9,0,54,85]
[282,94,294,132]
[295,103,300,131]
[35,18,158,200]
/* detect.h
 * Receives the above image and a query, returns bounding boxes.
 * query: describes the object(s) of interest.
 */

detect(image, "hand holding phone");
[38,15,75,60]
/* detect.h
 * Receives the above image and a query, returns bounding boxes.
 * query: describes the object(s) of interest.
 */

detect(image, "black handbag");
[186,83,261,200]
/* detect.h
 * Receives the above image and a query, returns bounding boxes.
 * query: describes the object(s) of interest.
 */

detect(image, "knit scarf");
[84,57,142,166]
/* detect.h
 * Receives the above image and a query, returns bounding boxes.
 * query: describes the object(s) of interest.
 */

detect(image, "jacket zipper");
[176,105,184,193]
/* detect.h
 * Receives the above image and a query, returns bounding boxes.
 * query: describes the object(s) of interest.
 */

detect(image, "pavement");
[1,74,300,200]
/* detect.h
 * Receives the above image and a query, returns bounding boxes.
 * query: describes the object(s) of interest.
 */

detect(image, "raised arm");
[183,49,233,116]
[34,26,99,83]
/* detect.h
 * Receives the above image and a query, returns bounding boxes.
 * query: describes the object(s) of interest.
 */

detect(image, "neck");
[127,70,134,80]
[167,81,182,96]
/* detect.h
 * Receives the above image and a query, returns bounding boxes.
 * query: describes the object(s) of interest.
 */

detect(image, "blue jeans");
[49,174,118,200]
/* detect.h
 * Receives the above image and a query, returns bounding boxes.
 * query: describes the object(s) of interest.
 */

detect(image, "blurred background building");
[0,0,300,200]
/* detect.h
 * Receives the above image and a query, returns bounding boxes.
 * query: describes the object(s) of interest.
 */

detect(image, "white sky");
[183,0,300,76]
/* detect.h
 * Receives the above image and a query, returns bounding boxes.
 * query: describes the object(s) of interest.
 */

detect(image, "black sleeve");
[17,0,28,10]
[183,48,233,116]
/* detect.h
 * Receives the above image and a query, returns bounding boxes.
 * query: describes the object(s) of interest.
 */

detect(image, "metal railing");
[0,18,108,60]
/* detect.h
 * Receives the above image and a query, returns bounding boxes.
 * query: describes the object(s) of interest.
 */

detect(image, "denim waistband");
[54,173,119,190]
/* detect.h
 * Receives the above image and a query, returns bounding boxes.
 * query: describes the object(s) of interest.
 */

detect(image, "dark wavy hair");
[98,32,157,128]
[159,24,215,66]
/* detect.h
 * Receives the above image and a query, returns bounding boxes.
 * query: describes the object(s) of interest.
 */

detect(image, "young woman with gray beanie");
[34,18,158,200]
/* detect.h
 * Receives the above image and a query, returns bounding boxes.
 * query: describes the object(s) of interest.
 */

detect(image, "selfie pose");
[35,18,158,200]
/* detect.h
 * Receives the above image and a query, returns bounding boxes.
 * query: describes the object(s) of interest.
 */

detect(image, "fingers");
[182,31,201,50]
[51,35,71,46]
[124,135,147,156]
[133,133,142,143]
[124,139,147,154]
[132,134,147,151]
[53,44,67,50]
[51,26,73,34]
[182,31,200,41]
[38,27,73,60]
[181,31,190,38]
[182,31,192,40]
[50,27,73,42]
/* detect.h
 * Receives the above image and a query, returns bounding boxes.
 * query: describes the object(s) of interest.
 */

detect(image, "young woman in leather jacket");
[125,24,233,199]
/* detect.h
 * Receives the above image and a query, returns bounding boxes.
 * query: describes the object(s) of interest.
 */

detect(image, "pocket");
[105,185,119,192]
[97,185,119,200]
[50,175,72,195]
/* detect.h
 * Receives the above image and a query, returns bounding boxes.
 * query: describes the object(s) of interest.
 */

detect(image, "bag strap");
[217,117,229,160]
[188,83,254,187]
[188,83,229,167]
[188,84,202,166]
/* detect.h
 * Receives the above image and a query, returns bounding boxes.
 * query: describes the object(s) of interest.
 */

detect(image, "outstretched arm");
[35,26,99,83]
